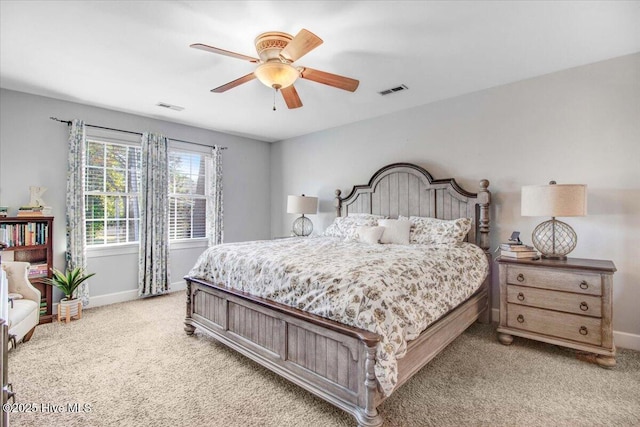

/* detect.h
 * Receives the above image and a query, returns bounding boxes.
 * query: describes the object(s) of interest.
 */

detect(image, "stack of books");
[28,263,49,278]
[500,243,539,259]
[16,206,44,217]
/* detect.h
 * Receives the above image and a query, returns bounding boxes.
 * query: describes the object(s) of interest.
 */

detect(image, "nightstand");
[496,256,616,367]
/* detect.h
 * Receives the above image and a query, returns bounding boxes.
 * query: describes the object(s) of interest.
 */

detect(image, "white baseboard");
[613,330,640,352]
[489,308,640,351]
[52,281,186,312]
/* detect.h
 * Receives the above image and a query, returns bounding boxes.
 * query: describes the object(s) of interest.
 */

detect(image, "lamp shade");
[521,184,587,217]
[287,195,318,215]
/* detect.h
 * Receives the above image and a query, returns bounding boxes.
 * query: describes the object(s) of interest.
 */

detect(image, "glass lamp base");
[532,218,577,260]
[292,216,313,237]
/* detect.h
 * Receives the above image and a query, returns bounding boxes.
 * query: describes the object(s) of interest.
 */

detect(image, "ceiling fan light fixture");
[254,62,299,90]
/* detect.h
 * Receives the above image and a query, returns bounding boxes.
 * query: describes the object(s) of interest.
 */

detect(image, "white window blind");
[168,150,207,240]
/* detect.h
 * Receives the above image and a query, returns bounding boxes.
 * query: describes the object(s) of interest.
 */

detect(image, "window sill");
[87,238,208,258]
[171,238,208,251]
[87,243,138,258]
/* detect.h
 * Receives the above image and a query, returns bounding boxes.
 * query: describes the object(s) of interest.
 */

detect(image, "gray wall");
[0,89,271,301]
[271,53,640,341]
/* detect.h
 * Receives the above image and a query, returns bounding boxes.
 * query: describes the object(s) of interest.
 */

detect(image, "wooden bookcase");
[0,216,54,324]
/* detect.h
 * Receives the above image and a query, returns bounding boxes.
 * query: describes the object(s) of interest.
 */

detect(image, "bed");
[184,163,491,426]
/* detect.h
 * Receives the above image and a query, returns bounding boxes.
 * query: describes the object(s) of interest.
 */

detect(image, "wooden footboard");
[184,277,384,427]
[185,274,490,426]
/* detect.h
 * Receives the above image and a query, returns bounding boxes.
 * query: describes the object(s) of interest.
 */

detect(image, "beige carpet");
[6,291,640,427]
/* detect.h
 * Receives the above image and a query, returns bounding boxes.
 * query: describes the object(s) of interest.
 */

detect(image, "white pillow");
[378,219,411,245]
[401,216,472,244]
[354,226,385,244]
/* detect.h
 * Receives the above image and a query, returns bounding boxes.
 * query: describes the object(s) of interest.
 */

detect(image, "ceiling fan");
[191,29,359,109]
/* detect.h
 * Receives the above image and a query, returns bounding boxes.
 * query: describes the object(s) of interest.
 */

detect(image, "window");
[84,136,210,246]
[85,139,141,245]
[168,151,207,240]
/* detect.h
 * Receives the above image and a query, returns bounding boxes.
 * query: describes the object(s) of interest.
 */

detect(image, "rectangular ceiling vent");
[156,102,184,111]
[378,84,408,96]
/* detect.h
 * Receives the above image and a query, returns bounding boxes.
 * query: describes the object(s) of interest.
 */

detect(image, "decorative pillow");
[378,219,411,245]
[402,216,472,244]
[341,215,381,241]
[322,217,345,238]
[354,226,385,244]
[324,215,381,239]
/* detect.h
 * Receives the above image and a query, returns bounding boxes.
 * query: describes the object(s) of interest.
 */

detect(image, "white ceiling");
[1,1,639,142]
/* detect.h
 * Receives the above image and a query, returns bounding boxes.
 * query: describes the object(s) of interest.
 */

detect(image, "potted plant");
[44,267,95,323]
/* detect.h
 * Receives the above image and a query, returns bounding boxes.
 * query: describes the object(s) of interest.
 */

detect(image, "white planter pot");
[58,298,82,323]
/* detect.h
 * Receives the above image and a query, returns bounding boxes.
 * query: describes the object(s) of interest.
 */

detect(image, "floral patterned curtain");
[66,119,89,305]
[138,133,169,296]
[206,146,224,246]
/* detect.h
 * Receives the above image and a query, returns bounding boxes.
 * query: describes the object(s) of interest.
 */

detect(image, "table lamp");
[287,194,318,237]
[521,181,587,260]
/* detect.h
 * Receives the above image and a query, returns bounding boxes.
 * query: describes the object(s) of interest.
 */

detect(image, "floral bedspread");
[188,237,488,396]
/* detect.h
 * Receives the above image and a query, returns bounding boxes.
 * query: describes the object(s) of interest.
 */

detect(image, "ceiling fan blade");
[280,29,323,62]
[211,73,256,93]
[281,85,303,109]
[299,67,359,92]
[191,43,260,63]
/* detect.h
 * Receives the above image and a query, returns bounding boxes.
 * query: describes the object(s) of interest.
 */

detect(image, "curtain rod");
[49,117,227,150]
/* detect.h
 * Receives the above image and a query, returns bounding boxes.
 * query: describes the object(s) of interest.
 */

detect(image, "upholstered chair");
[2,261,40,348]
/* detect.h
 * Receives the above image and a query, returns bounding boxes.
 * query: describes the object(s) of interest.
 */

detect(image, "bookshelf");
[0,216,54,324]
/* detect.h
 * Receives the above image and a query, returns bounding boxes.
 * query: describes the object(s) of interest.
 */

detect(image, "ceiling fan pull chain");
[273,87,277,111]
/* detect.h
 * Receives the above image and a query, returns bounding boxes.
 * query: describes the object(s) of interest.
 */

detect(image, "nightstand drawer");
[507,304,602,346]
[507,285,602,317]
[506,266,601,296]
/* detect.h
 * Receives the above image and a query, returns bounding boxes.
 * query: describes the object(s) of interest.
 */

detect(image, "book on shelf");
[17,211,44,217]
[16,205,45,217]
[500,250,539,259]
[18,205,44,211]
[28,263,49,277]
[0,221,48,247]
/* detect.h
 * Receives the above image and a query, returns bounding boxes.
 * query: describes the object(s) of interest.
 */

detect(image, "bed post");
[477,179,491,252]
[184,279,196,335]
[334,189,343,217]
[355,343,383,427]
[477,179,492,324]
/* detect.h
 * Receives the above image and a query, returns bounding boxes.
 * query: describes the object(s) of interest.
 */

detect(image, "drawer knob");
[579,280,588,290]
[517,273,525,282]
[579,326,588,335]
[517,292,525,301]
[580,302,589,311]
[517,314,525,323]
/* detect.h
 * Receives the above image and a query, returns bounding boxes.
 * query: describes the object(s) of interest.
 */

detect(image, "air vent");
[156,102,185,111]
[378,84,408,96]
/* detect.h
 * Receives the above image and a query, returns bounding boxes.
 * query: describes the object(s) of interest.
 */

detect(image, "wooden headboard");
[334,163,491,252]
